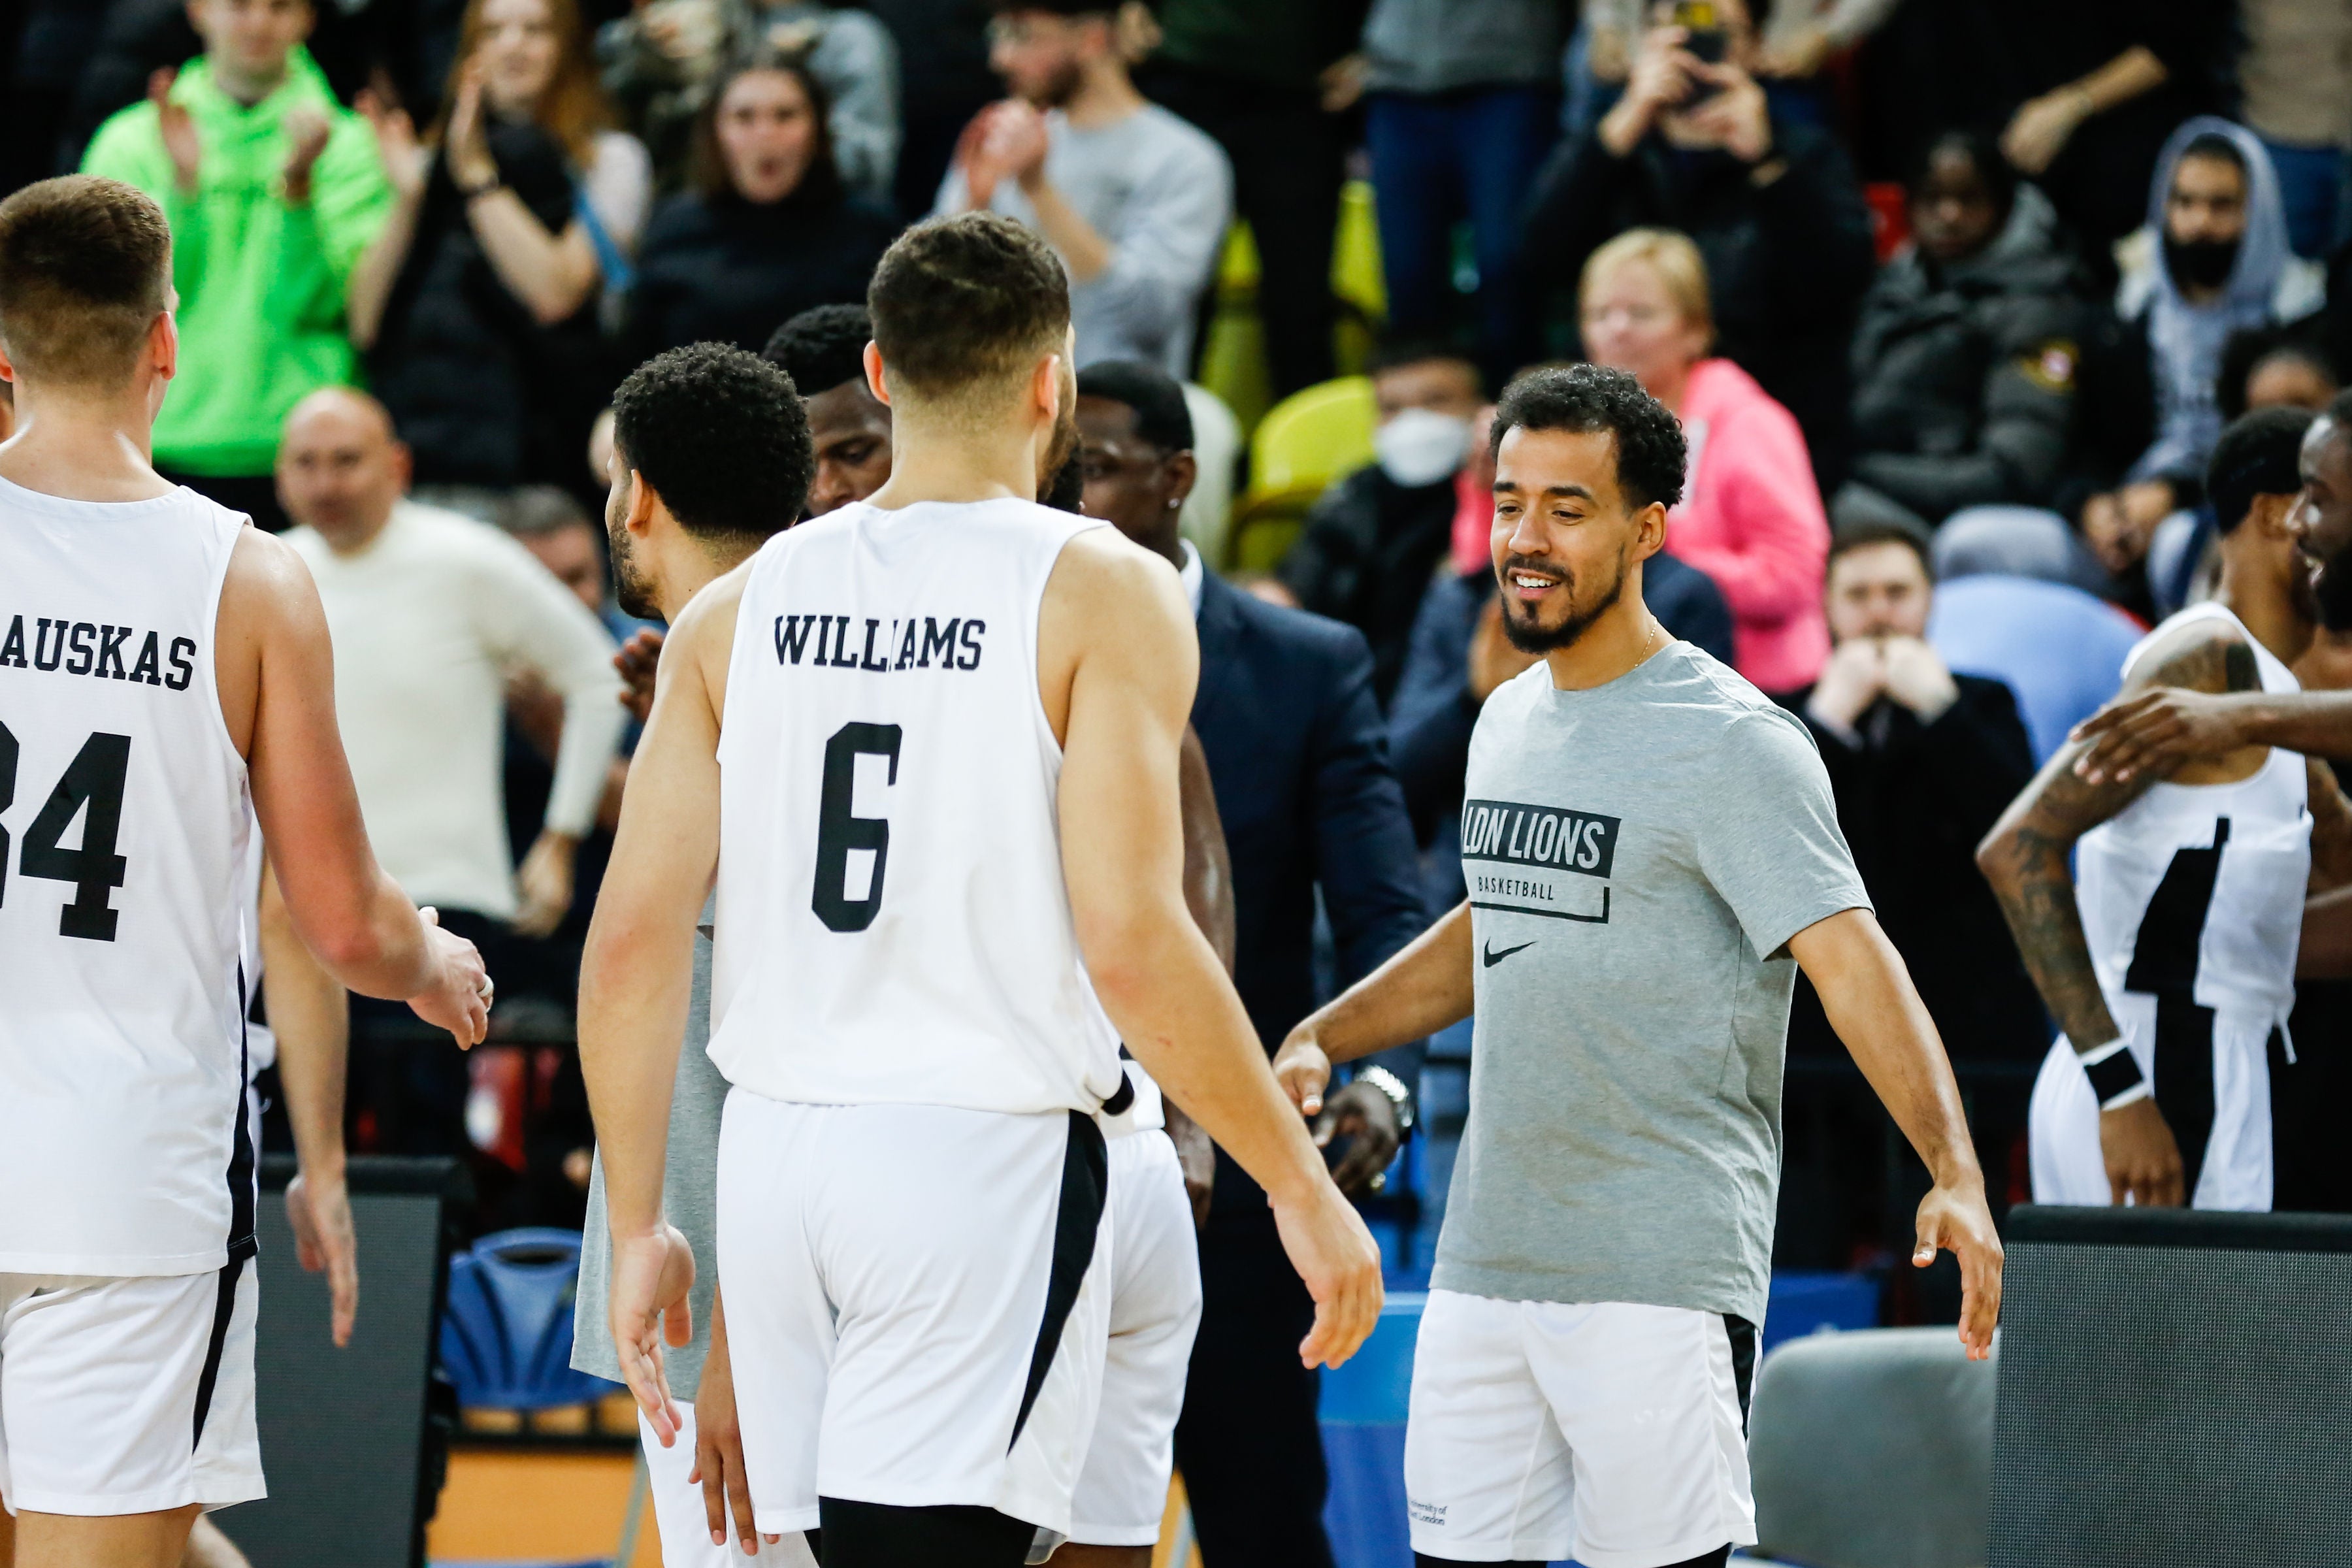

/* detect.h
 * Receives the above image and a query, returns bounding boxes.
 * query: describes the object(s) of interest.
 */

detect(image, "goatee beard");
[1497,559,1627,653]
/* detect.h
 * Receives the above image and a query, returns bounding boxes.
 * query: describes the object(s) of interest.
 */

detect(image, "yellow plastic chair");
[1225,376,1378,572]
[1197,180,1390,448]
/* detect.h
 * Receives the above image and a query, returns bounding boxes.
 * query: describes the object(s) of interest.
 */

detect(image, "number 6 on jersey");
[813,721,902,932]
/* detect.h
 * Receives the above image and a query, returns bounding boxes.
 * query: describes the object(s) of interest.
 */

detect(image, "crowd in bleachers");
[8,0,2352,1296]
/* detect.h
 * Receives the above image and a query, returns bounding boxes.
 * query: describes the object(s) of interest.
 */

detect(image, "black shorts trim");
[1009,1109,1109,1451]
[1722,1314,1756,1435]
[191,1253,246,1448]
[226,965,257,1264]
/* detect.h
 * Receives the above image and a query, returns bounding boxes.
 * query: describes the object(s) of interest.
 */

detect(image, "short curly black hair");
[611,343,815,542]
[1490,363,1687,513]
[764,303,873,400]
[868,212,1070,397]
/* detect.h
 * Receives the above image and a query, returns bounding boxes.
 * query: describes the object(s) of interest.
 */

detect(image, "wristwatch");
[1355,1064,1416,1134]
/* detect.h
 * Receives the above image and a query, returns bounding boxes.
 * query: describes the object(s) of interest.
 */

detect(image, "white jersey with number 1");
[0,479,255,1277]
[708,497,1125,1113]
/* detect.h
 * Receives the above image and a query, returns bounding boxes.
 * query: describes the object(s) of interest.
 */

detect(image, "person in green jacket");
[82,0,393,531]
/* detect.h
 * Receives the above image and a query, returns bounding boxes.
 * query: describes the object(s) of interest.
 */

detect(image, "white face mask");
[1375,407,1471,489]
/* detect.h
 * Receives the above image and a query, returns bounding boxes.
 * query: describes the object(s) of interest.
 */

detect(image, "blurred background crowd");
[7,0,2352,1413]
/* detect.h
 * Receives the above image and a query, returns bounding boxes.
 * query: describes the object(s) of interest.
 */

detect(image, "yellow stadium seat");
[1224,376,1378,571]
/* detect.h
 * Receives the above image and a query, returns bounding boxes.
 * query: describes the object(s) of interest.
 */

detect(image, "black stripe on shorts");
[1009,1110,1109,1451]
[1723,1314,1757,1436]
[191,1253,247,1448]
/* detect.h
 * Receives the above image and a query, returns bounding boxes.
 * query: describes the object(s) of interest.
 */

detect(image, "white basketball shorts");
[638,1402,812,1567]
[2028,1024,2276,1210]
[0,1264,263,1517]
[716,1092,1112,1546]
[1069,1129,1201,1546]
[1404,1291,1756,1567]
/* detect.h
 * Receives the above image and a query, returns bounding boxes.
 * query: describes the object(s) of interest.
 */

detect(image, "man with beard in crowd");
[938,1,1231,374]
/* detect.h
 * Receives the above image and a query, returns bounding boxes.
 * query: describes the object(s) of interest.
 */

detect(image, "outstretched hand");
[611,1222,696,1445]
[287,1169,359,1347]
[406,907,491,1046]
[1271,1029,1332,1118]
[1269,1179,1384,1370]
[1913,1178,2002,1360]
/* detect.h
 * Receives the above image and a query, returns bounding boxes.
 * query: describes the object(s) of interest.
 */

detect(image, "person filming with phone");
[1525,0,1875,489]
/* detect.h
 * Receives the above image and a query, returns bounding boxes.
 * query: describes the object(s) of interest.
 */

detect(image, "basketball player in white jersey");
[0,175,489,1568]
[580,212,1380,1566]
[1981,407,2352,1209]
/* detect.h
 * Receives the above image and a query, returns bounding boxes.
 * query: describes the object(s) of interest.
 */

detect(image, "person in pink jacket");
[1580,227,1831,691]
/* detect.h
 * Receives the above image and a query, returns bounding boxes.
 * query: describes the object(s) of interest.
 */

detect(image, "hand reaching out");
[611,1222,697,1445]
[287,1169,359,1347]
[406,907,491,1046]
[1912,1176,2002,1360]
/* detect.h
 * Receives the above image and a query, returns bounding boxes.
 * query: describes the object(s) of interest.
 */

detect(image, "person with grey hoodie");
[1934,118,2325,610]
[1838,129,2091,532]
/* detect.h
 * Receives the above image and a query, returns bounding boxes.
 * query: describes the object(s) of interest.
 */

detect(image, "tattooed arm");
[1976,626,2261,1206]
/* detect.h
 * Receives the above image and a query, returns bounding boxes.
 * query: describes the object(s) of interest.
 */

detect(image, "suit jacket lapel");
[1191,571,1244,730]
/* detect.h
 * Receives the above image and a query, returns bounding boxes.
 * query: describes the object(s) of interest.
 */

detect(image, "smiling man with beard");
[1270,363,2000,1568]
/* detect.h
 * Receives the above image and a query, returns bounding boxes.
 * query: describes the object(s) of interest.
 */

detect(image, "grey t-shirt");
[573,907,725,1399]
[934,104,1233,376]
[1435,643,1870,1326]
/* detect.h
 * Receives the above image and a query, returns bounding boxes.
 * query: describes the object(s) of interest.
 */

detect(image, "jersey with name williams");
[708,497,1126,1117]
[0,478,256,1277]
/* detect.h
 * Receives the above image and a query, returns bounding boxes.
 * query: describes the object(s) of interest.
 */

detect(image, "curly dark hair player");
[1271,363,2002,1568]
[578,211,1380,1568]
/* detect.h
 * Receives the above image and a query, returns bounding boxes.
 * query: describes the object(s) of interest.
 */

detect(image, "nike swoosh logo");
[1482,940,1536,968]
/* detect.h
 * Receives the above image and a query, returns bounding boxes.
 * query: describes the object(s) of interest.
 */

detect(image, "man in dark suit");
[1077,359,1429,1568]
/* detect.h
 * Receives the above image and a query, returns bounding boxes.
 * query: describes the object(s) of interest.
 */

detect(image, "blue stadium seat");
[1320,1292,1422,1568]
[439,1228,606,1413]
[1929,575,2144,762]
[1761,1271,1881,1356]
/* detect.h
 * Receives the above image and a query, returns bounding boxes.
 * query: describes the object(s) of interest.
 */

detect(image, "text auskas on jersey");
[773,614,987,673]
[0,614,198,690]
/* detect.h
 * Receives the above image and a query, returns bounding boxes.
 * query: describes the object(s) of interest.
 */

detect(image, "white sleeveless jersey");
[708,498,1125,1115]
[2077,602,2310,1030]
[0,479,255,1276]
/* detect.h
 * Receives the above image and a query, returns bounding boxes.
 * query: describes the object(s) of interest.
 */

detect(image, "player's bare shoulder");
[1036,522,1196,734]
[213,523,333,759]
[2127,616,2257,700]
[2123,615,2265,784]
[1039,525,1191,660]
